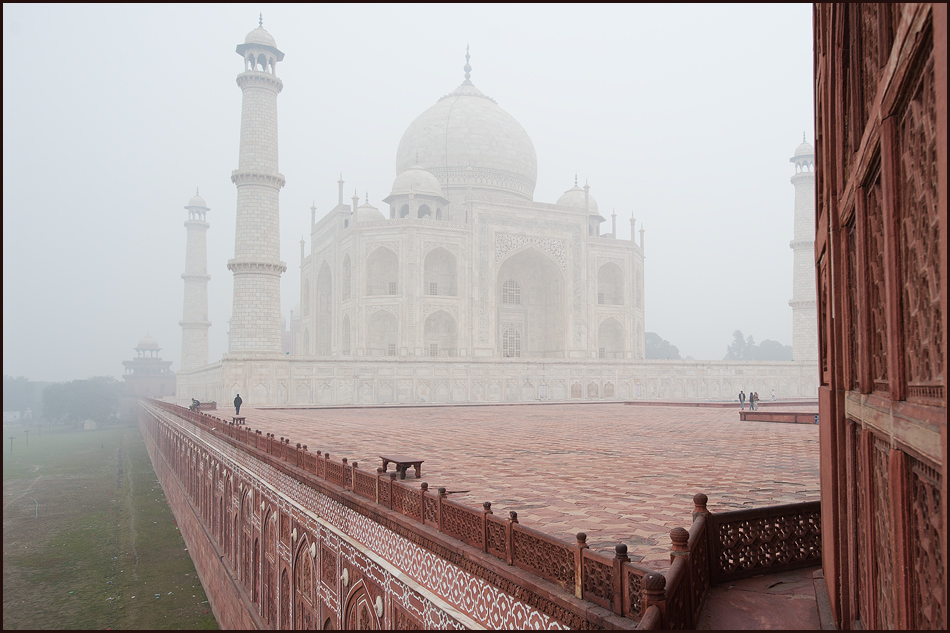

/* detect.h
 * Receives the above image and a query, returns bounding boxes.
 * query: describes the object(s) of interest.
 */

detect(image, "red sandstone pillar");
[613,543,629,615]
[505,511,518,566]
[482,502,492,554]
[575,532,588,599]
[642,571,667,627]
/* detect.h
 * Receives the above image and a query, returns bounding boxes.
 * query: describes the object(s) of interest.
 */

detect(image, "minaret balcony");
[231,170,286,188]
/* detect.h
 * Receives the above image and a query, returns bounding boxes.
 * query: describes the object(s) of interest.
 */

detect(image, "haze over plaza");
[2,4,814,383]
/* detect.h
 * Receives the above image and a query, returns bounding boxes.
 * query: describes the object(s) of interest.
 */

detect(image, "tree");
[3,375,35,413]
[724,330,748,360]
[724,331,793,361]
[42,376,122,426]
[645,332,681,359]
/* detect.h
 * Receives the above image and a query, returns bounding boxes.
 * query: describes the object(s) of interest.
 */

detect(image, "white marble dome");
[388,165,445,199]
[244,27,276,48]
[137,335,160,350]
[556,183,599,214]
[356,201,385,222]
[396,81,537,201]
[793,140,814,158]
[186,193,208,209]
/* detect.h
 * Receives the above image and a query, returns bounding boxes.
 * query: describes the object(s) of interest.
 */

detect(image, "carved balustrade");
[148,400,822,629]
[707,500,821,584]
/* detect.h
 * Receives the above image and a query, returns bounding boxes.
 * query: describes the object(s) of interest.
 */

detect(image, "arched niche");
[342,254,351,300]
[598,262,623,305]
[418,204,431,219]
[423,247,457,296]
[342,315,351,356]
[496,248,565,358]
[598,318,624,359]
[366,310,397,356]
[424,310,458,357]
[316,262,332,355]
[366,247,398,296]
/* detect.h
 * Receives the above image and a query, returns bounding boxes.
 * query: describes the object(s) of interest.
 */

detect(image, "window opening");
[502,280,521,305]
[387,343,396,356]
[502,328,522,358]
[388,282,397,295]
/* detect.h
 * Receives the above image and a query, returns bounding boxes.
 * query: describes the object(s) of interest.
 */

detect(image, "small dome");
[244,27,276,48]
[356,202,385,222]
[186,193,207,209]
[388,166,445,199]
[793,140,814,158]
[137,335,160,350]
[556,183,599,214]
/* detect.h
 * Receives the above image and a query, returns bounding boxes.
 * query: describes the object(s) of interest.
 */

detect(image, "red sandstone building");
[813,3,946,629]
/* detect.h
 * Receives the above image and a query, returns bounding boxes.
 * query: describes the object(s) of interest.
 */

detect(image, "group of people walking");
[738,390,760,410]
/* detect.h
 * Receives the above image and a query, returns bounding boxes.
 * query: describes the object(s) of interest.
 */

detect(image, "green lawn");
[2,422,218,630]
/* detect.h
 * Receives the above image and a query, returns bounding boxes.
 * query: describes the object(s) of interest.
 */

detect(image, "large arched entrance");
[496,248,565,357]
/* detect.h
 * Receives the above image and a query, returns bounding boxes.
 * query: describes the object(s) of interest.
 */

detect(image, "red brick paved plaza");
[210,403,819,569]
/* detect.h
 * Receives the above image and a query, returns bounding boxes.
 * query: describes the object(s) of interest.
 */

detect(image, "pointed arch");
[598,318,624,359]
[496,247,565,358]
[342,254,351,300]
[316,262,332,354]
[424,310,458,357]
[366,247,398,296]
[423,247,457,296]
[366,310,397,356]
[342,314,351,356]
[597,262,624,305]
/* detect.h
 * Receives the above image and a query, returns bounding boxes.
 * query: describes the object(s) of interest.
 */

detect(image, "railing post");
[324,452,330,480]
[420,482,429,523]
[482,502,492,553]
[505,511,518,566]
[437,487,446,532]
[670,527,692,627]
[613,543,629,615]
[575,532,588,599]
[376,468,383,503]
[642,571,667,626]
[670,527,690,564]
[692,492,709,523]
[387,472,396,510]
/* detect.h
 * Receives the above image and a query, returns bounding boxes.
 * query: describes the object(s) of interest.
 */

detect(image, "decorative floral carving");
[865,173,889,390]
[512,529,574,588]
[899,56,943,398]
[441,502,481,548]
[871,436,894,628]
[581,555,612,605]
[495,233,566,268]
[909,456,943,630]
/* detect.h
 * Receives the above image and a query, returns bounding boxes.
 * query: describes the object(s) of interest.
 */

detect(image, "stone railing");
[148,399,655,623]
[636,495,822,629]
[149,400,821,629]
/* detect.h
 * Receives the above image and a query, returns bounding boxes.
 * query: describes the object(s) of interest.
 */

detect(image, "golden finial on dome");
[259,13,263,28]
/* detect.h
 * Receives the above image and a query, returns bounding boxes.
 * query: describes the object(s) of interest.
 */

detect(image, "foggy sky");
[2,4,814,382]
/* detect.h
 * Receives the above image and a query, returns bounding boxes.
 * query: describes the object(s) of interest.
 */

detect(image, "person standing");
[771,389,776,401]
[739,391,746,410]
[234,393,243,415]
[752,392,759,411]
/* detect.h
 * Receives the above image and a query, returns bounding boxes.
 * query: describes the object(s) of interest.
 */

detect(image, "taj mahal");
[174,22,818,406]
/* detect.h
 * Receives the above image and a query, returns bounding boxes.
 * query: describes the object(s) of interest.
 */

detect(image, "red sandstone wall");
[814,4,947,629]
[140,413,264,629]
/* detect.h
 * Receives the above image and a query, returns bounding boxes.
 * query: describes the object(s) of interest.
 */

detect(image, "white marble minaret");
[789,135,818,361]
[180,191,211,370]
[227,17,286,353]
